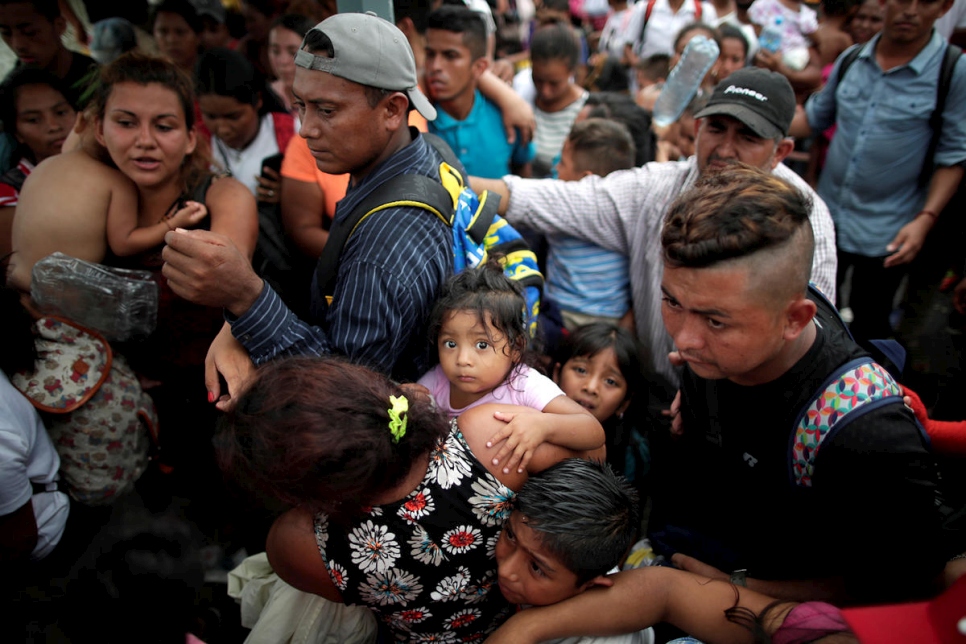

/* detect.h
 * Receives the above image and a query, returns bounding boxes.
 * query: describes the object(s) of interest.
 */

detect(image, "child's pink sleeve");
[519,367,566,411]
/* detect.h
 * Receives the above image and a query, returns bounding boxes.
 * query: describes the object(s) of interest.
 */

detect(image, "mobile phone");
[261,152,284,178]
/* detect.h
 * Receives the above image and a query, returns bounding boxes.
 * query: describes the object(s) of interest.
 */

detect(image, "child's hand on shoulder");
[167,200,208,228]
[487,409,548,475]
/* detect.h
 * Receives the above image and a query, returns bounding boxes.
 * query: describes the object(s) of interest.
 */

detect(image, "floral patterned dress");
[314,419,516,642]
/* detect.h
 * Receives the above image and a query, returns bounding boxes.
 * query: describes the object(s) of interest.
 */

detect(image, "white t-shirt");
[464,0,498,35]
[599,7,637,59]
[210,112,280,196]
[0,372,69,560]
[418,364,565,418]
[624,0,718,59]
[936,0,966,39]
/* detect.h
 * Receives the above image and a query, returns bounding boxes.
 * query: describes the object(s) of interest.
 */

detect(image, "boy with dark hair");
[425,4,535,178]
[0,0,97,107]
[548,118,636,333]
[560,118,636,178]
[633,52,669,111]
[496,458,654,643]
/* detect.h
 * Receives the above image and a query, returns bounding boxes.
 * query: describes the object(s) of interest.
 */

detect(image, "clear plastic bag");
[30,252,159,342]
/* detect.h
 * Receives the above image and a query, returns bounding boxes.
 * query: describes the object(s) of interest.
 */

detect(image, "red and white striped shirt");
[0,158,35,207]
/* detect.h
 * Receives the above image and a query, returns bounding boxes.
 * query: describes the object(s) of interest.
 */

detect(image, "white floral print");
[359,568,422,606]
[386,606,433,633]
[468,478,515,527]
[313,513,329,551]
[484,533,500,559]
[463,570,497,605]
[441,525,482,555]
[409,525,447,567]
[327,561,348,591]
[349,520,400,574]
[314,422,513,639]
[443,608,482,631]
[428,431,472,489]
[430,566,472,602]
[399,487,436,524]
[410,632,457,643]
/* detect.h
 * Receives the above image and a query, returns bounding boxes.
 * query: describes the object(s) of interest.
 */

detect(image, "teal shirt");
[429,90,535,179]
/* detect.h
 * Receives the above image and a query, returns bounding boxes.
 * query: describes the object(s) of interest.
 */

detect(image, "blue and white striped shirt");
[544,235,631,319]
[230,130,453,381]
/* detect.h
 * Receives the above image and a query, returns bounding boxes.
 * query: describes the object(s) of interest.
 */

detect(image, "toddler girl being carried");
[418,263,604,474]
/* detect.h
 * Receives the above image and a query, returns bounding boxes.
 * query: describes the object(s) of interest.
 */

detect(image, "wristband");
[917,209,939,220]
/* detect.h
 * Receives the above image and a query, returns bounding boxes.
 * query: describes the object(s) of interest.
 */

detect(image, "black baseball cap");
[695,68,795,139]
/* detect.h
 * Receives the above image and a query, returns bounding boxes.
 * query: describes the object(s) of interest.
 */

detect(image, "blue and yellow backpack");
[313,133,544,336]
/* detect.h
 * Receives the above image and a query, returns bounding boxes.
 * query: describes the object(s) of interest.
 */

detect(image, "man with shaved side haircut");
[649,164,948,607]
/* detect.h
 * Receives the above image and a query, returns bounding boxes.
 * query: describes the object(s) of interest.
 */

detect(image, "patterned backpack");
[12,317,158,505]
[789,286,922,487]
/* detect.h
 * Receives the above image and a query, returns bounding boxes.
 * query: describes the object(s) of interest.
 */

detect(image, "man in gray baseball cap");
[293,11,437,124]
[163,11,457,397]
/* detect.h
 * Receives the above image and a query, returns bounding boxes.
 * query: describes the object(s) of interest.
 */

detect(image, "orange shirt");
[279,112,427,221]
[280,136,349,222]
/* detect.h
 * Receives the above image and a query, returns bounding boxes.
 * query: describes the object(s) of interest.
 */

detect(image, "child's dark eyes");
[443,340,457,349]
[475,341,489,350]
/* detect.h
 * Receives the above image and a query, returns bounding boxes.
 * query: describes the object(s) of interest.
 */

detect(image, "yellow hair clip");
[388,395,409,444]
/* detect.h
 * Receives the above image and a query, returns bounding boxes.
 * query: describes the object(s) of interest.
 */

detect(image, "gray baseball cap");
[294,12,436,121]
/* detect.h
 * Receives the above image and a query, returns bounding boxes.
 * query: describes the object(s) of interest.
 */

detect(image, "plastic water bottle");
[758,15,784,54]
[651,35,720,128]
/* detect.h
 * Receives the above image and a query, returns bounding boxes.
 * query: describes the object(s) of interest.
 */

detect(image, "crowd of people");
[1,0,965,642]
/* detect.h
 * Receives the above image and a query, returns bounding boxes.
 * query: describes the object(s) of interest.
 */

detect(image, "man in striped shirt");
[473,68,836,389]
[162,13,453,406]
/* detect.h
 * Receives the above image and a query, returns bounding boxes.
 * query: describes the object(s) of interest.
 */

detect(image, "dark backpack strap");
[919,43,963,188]
[465,188,501,246]
[808,283,850,335]
[835,44,863,86]
[313,172,455,296]
[421,131,469,184]
[809,282,907,380]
